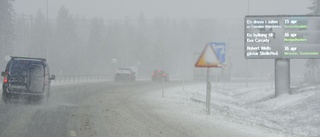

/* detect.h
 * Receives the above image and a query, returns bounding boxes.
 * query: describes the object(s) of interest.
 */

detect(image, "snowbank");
[145,81,320,137]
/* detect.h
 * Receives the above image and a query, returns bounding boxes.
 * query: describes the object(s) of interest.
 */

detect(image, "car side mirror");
[50,75,55,80]
[1,72,6,77]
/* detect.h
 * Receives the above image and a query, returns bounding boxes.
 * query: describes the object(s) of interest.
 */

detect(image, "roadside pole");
[206,67,211,115]
[195,43,224,115]
[162,77,164,97]
[221,67,225,92]
[182,79,185,91]
[275,58,290,96]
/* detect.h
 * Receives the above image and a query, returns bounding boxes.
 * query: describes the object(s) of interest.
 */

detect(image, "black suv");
[1,56,55,103]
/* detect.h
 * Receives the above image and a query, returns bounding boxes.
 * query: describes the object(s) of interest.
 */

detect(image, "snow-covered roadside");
[144,81,320,137]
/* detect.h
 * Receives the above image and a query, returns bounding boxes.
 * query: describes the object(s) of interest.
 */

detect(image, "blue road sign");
[208,42,226,63]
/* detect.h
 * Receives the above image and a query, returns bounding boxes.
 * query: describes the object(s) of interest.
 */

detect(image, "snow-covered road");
[0,80,318,136]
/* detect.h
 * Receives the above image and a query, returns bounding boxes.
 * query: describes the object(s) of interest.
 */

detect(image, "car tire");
[46,91,50,104]
[37,96,43,104]
[2,92,9,104]
[38,91,50,104]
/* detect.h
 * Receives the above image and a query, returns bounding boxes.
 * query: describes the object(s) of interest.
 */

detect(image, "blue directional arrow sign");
[208,42,226,63]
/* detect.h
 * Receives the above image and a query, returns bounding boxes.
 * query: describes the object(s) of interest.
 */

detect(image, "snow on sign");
[195,44,220,68]
[209,42,226,63]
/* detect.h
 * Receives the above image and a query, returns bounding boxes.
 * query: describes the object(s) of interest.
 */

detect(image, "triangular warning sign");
[195,44,220,68]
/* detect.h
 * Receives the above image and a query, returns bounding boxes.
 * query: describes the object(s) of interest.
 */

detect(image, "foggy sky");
[11,0,313,78]
[14,0,311,20]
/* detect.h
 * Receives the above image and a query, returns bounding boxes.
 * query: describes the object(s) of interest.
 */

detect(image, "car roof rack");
[10,56,46,62]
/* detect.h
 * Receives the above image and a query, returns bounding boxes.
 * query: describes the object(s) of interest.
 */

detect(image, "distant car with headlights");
[152,69,169,81]
[1,56,55,103]
[114,68,136,82]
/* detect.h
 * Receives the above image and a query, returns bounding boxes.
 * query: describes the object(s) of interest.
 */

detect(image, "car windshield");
[154,70,165,74]
[116,68,132,74]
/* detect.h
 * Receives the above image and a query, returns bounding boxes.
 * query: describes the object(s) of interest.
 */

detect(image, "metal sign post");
[195,43,225,115]
[162,77,165,97]
[275,58,290,96]
[206,67,211,114]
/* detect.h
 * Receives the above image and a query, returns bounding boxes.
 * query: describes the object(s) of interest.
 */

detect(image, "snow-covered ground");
[0,79,319,136]
[144,80,320,137]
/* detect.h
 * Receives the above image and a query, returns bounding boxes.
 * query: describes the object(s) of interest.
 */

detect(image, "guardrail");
[52,75,112,83]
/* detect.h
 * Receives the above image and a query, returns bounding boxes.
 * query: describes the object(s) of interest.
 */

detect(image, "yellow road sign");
[195,44,220,68]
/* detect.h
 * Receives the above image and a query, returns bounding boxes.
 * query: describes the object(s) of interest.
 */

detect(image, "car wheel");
[46,91,50,103]
[41,91,50,104]
[39,91,50,104]
[37,96,43,104]
[2,92,9,104]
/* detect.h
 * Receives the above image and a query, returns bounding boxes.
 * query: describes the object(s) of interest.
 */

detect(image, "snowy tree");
[55,6,77,46]
[134,13,151,75]
[14,14,32,57]
[30,10,47,58]
[305,0,320,83]
[308,0,320,15]
[123,17,136,65]
[87,17,108,74]
[0,0,15,66]
[152,17,166,68]
[53,6,79,75]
